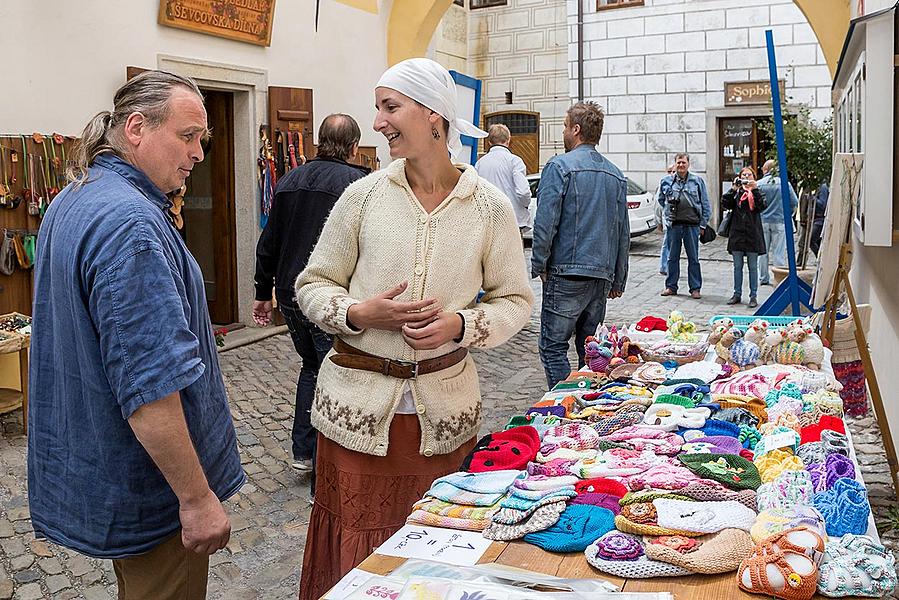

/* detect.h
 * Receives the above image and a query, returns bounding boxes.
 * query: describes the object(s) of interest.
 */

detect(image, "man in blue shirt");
[657,153,711,299]
[532,102,629,388]
[756,159,799,284]
[28,71,244,599]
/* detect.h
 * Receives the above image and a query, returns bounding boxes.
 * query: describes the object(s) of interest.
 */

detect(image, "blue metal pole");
[765,29,800,316]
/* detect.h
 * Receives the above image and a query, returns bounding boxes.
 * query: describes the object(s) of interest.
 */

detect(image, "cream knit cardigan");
[295,159,533,457]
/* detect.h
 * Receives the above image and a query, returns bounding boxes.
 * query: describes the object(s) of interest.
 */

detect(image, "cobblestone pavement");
[0,232,896,599]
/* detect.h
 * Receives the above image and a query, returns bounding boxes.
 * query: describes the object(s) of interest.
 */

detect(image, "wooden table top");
[355,539,861,600]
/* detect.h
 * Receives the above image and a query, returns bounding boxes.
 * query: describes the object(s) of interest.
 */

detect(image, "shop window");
[470,0,506,8]
[597,0,645,11]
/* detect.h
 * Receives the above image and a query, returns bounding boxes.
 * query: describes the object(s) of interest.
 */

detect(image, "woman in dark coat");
[722,166,766,307]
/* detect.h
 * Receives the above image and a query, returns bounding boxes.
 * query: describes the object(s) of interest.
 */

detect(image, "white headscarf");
[376,58,487,162]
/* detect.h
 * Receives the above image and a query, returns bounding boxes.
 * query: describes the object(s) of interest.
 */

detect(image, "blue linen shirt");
[757,174,798,223]
[27,154,245,558]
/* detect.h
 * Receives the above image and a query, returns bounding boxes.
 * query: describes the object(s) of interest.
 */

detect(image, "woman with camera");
[722,166,767,307]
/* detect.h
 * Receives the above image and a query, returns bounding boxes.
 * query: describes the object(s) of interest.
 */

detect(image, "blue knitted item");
[681,419,741,440]
[523,504,615,552]
[813,477,871,537]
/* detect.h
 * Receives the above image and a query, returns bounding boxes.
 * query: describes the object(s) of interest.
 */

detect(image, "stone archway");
[386,0,850,75]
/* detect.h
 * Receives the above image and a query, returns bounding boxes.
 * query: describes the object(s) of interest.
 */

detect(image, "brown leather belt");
[330,337,467,379]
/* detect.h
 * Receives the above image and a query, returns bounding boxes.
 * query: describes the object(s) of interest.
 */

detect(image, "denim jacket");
[656,172,711,230]
[531,144,629,292]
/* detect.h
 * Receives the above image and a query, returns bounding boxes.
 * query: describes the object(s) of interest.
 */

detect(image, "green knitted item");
[653,393,696,408]
[619,491,689,506]
[678,453,761,491]
[596,440,633,452]
[661,378,708,388]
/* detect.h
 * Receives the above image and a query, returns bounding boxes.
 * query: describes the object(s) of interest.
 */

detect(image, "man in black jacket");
[252,114,369,486]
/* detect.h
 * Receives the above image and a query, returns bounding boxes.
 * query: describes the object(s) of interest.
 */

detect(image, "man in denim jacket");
[532,102,629,388]
[657,153,711,298]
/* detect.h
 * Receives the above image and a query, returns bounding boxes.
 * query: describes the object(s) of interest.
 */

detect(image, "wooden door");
[484,111,540,174]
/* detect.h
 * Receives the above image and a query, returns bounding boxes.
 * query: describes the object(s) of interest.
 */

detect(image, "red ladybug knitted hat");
[460,426,540,472]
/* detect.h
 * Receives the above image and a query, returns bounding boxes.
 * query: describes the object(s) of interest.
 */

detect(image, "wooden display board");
[0,134,77,315]
[158,0,276,47]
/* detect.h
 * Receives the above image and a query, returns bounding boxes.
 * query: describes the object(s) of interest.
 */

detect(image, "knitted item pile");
[523,504,615,552]
[482,500,567,541]
[653,498,757,533]
[686,418,743,439]
[492,492,574,524]
[813,477,870,537]
[407,497,500,531]
[678,453,761,490]
[818,534,897,598]
[644,528,755,574]
[427,470,525,506]
[585,531,693,578]
[599,426,684,455]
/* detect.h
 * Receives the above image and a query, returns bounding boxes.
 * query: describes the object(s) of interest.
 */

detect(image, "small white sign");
[324,568,376,599]
[376,524,494,566]
[760,431,797,455]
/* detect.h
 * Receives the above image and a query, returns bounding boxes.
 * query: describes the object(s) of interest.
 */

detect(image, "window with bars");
[597,0,644,10]
[485,113,539,135]
[470,0,507,9]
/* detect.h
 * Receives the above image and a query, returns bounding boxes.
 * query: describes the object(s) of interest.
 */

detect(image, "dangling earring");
[432,128,441,140]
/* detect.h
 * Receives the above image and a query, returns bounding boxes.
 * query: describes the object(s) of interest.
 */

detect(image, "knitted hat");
[575,477,628,498]
[681,435,743,455]
[678,453,762,490]
[644,528,755,574]
[635,315,668,332]
[505,413,562,434]
[609,362,641,381]
[814,477,871,537]
[542,422,600,451]
[756,470,814,512]
[712,394,768,422]
[570,492,621,514]
[585,531,693,579]
[460,426,540,472]
[527,405,567,418]
[711,372,771,398]
[818,534,898,598]
[523,504,615,553]
[653,498,757,533]
[513,474,579,491]
[677,480,757,511]
[614,505,700,538]
[686,418,742,439]
[427,470,525,506]
[527,458,576,478]
[654,393,696,408]
[631,362,668,385]
[750,506,828,544]
[495,490,576,522]
[754,449,805,484]
[505,485,576,503]
[672,360,724,384]
[715,407,760,429]
[483,500,567,541]
[599,426,685,455]
[590,411,645,437]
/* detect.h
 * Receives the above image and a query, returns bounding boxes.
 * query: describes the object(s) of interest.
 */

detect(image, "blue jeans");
[539,275,612,388]
[732,251,759,299]
[759,221,787,284]
[665,224,702,293]
[279,303,331,466]
[659,227,670,273]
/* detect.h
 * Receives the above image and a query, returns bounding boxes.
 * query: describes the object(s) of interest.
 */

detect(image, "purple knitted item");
[806,462,827,492]
[527,459,576,478]
[529,405,567,418]
[825,453,856,489]
[571,492,622,514]
[594,531,644,561]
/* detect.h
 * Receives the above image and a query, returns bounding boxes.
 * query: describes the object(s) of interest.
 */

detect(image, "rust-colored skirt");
[298,415,476,600]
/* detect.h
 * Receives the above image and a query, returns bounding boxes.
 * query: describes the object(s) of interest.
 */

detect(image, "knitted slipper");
[738,527,824,600]
[653,498,756,534]
[796,442,826,466]
[821,429,850,457]
[818,534,898,598]
[483,500,567,541]
[644,528,755,574]
[750,507,828,544]
[813,477,871,537]
[585,531,693,579]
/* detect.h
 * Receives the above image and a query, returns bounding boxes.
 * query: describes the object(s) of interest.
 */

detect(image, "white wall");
[568,0,832,192]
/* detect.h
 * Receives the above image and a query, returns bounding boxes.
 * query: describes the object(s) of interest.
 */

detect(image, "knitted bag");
[483,500,567,541]
[523,504,616,553]
[585,531,693,579]
[678,453,762,490]
[818,534,898,598]
[750,506,828,544]
[460,426,541,472]
[653,498,757,534]
[644,528,755,574]
[814,477,871,537]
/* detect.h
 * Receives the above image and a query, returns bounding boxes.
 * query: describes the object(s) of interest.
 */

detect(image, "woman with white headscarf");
[294,58,533,598]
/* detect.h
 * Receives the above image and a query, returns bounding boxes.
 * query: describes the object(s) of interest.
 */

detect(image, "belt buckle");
[391,359,418,379]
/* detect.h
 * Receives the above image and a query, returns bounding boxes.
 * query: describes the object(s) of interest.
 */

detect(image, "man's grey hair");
[67,70,204,185]
[487,124,511,146]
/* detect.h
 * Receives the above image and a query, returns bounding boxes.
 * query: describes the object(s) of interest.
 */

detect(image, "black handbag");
[717,210,733,238]
[700,225,717,244]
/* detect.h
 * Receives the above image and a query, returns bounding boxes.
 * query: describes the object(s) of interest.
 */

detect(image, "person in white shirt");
[475,124,532,237]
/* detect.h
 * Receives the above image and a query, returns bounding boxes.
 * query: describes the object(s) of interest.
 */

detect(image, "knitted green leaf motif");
[702,456,745,482]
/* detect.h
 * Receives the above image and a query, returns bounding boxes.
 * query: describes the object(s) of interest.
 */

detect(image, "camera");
[734,177,750,186]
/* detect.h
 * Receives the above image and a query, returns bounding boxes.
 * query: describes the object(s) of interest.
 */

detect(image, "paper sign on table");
[324,568,377,599]
[759,431,798,455]
[375,524,494,566]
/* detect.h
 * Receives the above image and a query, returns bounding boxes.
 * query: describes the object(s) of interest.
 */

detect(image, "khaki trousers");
[112,531,209,600]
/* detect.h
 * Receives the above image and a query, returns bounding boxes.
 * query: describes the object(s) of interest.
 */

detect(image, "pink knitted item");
[527,459,576,478]
[626,463,704,491]
[542,422,601,451]
[600,426,685,455]
[711,372,772,397]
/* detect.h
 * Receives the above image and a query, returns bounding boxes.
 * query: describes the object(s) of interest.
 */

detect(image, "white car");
[523,173,658,240]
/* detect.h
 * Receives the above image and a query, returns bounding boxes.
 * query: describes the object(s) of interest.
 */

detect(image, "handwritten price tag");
[376,524,493,566]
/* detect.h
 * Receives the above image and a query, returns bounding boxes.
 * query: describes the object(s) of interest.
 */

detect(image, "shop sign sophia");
[158,0,276,46]
[725,80,785,106]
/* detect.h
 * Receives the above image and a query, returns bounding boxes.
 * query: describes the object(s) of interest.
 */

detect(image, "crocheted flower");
[621,502,657,524]
[652,535,699,554]
[595,532,644,561]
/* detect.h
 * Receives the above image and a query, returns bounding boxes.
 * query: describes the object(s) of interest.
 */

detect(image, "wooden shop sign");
[159,0,276,47]
[725,79,785,106]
